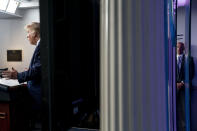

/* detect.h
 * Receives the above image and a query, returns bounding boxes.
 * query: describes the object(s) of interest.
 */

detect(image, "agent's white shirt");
[177,54,183,62]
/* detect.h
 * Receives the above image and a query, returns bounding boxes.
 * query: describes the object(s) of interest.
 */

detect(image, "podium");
[0,78,28,131]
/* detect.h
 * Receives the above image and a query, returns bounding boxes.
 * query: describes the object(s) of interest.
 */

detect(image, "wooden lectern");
[0,78,28,131]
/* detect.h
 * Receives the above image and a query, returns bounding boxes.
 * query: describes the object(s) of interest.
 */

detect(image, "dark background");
[40,0,100,130]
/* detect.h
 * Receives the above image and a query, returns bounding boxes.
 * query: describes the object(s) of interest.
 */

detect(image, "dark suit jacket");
[17,42,41,107]
[176,55,194,83]
[176,55,194,129]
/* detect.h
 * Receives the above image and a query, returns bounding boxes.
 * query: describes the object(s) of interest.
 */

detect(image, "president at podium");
[2,22,41,130]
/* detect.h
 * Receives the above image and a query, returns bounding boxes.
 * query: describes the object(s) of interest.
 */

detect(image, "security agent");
[176,42,194,131]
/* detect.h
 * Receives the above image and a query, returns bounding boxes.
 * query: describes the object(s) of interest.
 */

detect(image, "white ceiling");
[0,0,39,19]
[18,1,39,8]
[0,11,22,19]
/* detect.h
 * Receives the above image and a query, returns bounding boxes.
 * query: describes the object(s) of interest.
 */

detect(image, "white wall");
[0,8,40,72]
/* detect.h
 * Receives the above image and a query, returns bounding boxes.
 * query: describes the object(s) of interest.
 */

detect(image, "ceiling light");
[0,0,9,11]
[6,0,19,13]
[178,0,187,7]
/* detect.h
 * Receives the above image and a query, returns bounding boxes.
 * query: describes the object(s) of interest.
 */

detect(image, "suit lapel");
[179,55,185,79]
[29,43,40,67]
[177,55,185,80]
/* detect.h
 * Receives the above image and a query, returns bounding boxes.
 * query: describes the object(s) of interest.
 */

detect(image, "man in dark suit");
[176,42,194,131]
[2,22,41,129]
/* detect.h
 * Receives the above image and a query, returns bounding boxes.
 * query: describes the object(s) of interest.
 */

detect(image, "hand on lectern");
[2,67,18,79]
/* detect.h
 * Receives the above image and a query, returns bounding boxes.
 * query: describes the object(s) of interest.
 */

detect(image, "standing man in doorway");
[176,42,194,131]
[2,22,41,129]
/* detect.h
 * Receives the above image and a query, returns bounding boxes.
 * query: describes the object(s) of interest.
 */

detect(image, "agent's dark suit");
[17,42,41,109]
[176,55,194,131]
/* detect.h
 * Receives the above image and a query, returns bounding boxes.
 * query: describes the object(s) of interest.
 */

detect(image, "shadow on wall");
[191,45,197,87]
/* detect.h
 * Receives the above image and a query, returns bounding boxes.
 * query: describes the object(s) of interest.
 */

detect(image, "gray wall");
[0,8,39,72]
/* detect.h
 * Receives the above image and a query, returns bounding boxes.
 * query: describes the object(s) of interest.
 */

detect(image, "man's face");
[26,30,37,45]
[177,43,184,55]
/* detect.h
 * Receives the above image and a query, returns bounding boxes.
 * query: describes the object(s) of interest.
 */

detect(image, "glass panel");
[189,0,197,131]
[177,0,193,131]
[167,0,177,130]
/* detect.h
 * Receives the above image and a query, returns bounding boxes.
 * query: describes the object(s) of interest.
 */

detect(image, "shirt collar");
[36,39,40,46]
[177,54,183,60]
